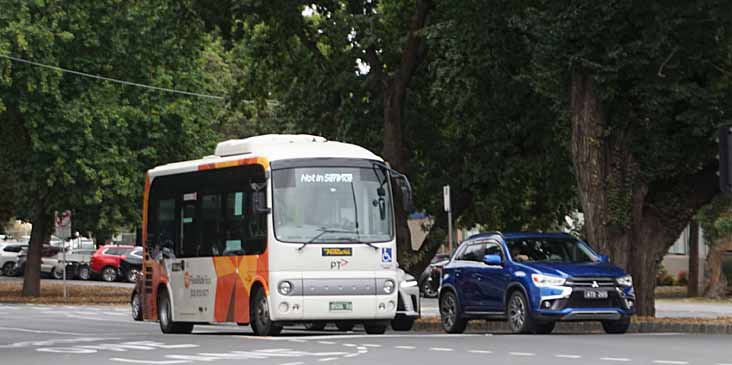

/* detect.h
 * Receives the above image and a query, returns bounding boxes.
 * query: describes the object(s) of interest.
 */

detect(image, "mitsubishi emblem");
[592,280,599,288]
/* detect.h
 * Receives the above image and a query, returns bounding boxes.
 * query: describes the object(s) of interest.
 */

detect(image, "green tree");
[523,0,732,314]
[200,0,578,276]
[0,1,227,296]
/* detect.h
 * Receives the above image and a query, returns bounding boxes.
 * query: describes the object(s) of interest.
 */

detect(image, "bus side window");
[157,198,176,259]
[201,194,223,256]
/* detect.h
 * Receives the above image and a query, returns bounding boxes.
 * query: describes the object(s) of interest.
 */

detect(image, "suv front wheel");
[508,290,551,334]
[440,290,467,334]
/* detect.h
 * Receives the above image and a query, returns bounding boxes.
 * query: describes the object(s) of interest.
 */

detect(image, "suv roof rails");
[466,231,504,240]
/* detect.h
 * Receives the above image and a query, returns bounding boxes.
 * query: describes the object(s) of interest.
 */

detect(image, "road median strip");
[412,316,732,334]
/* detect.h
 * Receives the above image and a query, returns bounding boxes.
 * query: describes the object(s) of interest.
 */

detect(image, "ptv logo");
[330,259,348,270]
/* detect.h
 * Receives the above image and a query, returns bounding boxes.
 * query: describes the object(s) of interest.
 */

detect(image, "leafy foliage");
[0,1,228,238]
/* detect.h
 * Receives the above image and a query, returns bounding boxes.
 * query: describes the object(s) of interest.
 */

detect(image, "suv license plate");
[329,301,353,311]
[583,290,608,299]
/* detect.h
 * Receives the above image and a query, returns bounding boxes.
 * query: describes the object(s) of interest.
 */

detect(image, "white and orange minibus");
[132,134,413,335]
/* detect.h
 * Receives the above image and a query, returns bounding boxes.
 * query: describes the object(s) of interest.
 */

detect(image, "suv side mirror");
[598,255,609,263]
[483,254,502,266]
[252,191,270,214]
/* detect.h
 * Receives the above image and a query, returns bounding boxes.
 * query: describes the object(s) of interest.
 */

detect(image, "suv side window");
[457,243,485,262]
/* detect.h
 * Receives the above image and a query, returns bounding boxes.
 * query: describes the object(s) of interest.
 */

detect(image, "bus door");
[171,194,207,321]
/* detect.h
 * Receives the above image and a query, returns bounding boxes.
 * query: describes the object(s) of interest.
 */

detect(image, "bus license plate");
[583,290,608,299]
[329,301,352,311]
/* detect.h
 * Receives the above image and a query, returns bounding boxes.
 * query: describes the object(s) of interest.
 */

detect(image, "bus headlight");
[278,281,293,295]
[383,279,395,294]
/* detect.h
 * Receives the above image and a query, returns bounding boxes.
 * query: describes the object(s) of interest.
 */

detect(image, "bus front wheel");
[157,290,193,334]
[250,288,283,336]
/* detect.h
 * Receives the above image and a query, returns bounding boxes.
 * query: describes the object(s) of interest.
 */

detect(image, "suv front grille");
[565,277,616,288]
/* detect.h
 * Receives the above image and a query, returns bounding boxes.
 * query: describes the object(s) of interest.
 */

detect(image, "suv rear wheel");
[77,265,90,280]
[2,262,15,276]
[602,317,631,334]
[440,290,467,334]
[101,266,117,282]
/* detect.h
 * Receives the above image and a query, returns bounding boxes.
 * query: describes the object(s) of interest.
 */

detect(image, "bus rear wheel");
[250,288,283,336]
[157,290,193,334]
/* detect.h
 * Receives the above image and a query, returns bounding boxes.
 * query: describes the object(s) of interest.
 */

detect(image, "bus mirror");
[252,191,270,214]
[396,176,415,213]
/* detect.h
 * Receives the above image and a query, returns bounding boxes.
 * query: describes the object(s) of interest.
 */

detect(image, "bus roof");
[147,134,384,178]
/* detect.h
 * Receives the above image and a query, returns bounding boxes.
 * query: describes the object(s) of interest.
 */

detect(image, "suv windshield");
[273,166,393,243]
[506,237,598,263]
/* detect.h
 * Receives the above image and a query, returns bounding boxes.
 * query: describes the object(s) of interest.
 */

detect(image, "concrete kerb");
[412,318,732,334]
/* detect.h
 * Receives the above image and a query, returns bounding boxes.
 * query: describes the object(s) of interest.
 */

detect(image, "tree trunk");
[568,69,718,316]
[687,222,700,297]
[704,237,732,298]
[22,207,52,297]
[379,0,432,274]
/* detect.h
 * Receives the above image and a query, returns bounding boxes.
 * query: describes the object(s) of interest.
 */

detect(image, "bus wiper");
[298,228,357,251]
[336,236,378,250]
[350,181,361,242]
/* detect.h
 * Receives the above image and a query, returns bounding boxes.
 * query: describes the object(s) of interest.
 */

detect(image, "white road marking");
[110,358,190,364]
[653,361,688,365]
[600,357,631,362]
[0,337,118,349]
[344,353,360,358]
[318,341,336,345]
[556,354,582,359]
[318,358,338,362]
[430,347,454,352]
[509,352,535,356]
[342,344,358,347]
[0,326,84,336]
[395,346,416,350]
[469,350,493,354]
[279,362,304,365]
[362,344,381,348]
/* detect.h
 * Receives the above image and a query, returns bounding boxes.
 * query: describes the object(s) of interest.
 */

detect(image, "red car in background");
[90,245,134,282]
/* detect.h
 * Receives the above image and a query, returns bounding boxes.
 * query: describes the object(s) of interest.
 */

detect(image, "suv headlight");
[531,273,566,287]
[383,279,395,294]
[616,275,633,287]
[278,280,293,295]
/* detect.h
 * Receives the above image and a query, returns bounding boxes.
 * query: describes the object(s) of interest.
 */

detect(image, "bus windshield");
[272,166,393,243]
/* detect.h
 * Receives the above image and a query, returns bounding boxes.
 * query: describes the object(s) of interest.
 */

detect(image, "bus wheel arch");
[249,282,282,336]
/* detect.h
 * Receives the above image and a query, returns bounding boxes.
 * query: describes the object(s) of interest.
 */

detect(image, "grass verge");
[0,281,131,304]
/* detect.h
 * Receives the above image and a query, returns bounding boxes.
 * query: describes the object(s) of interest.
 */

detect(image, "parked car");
[118,247,143,283]
[392,268,420,331]
[50,247,97,280]
[0,242,27,276]
[90,245,134,282]
[15,245,62,277]
[419,253,450,298]
[440,232,635,335]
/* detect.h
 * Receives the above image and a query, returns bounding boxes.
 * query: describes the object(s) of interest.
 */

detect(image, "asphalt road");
[1,303,731,365]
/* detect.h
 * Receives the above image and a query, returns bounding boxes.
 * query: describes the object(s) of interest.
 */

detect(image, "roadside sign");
[443,185,451,212]
[54,210,72,240]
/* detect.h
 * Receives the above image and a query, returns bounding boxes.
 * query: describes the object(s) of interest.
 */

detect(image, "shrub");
[656,265,675,286]
[676,271,688,286]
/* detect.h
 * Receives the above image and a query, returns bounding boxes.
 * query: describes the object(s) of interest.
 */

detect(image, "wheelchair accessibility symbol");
[381,247,393,263]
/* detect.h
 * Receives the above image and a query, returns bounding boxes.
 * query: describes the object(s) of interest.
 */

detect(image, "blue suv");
[439,232,635,334]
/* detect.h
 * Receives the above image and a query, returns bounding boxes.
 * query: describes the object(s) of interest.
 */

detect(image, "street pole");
[444,185,452,253]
